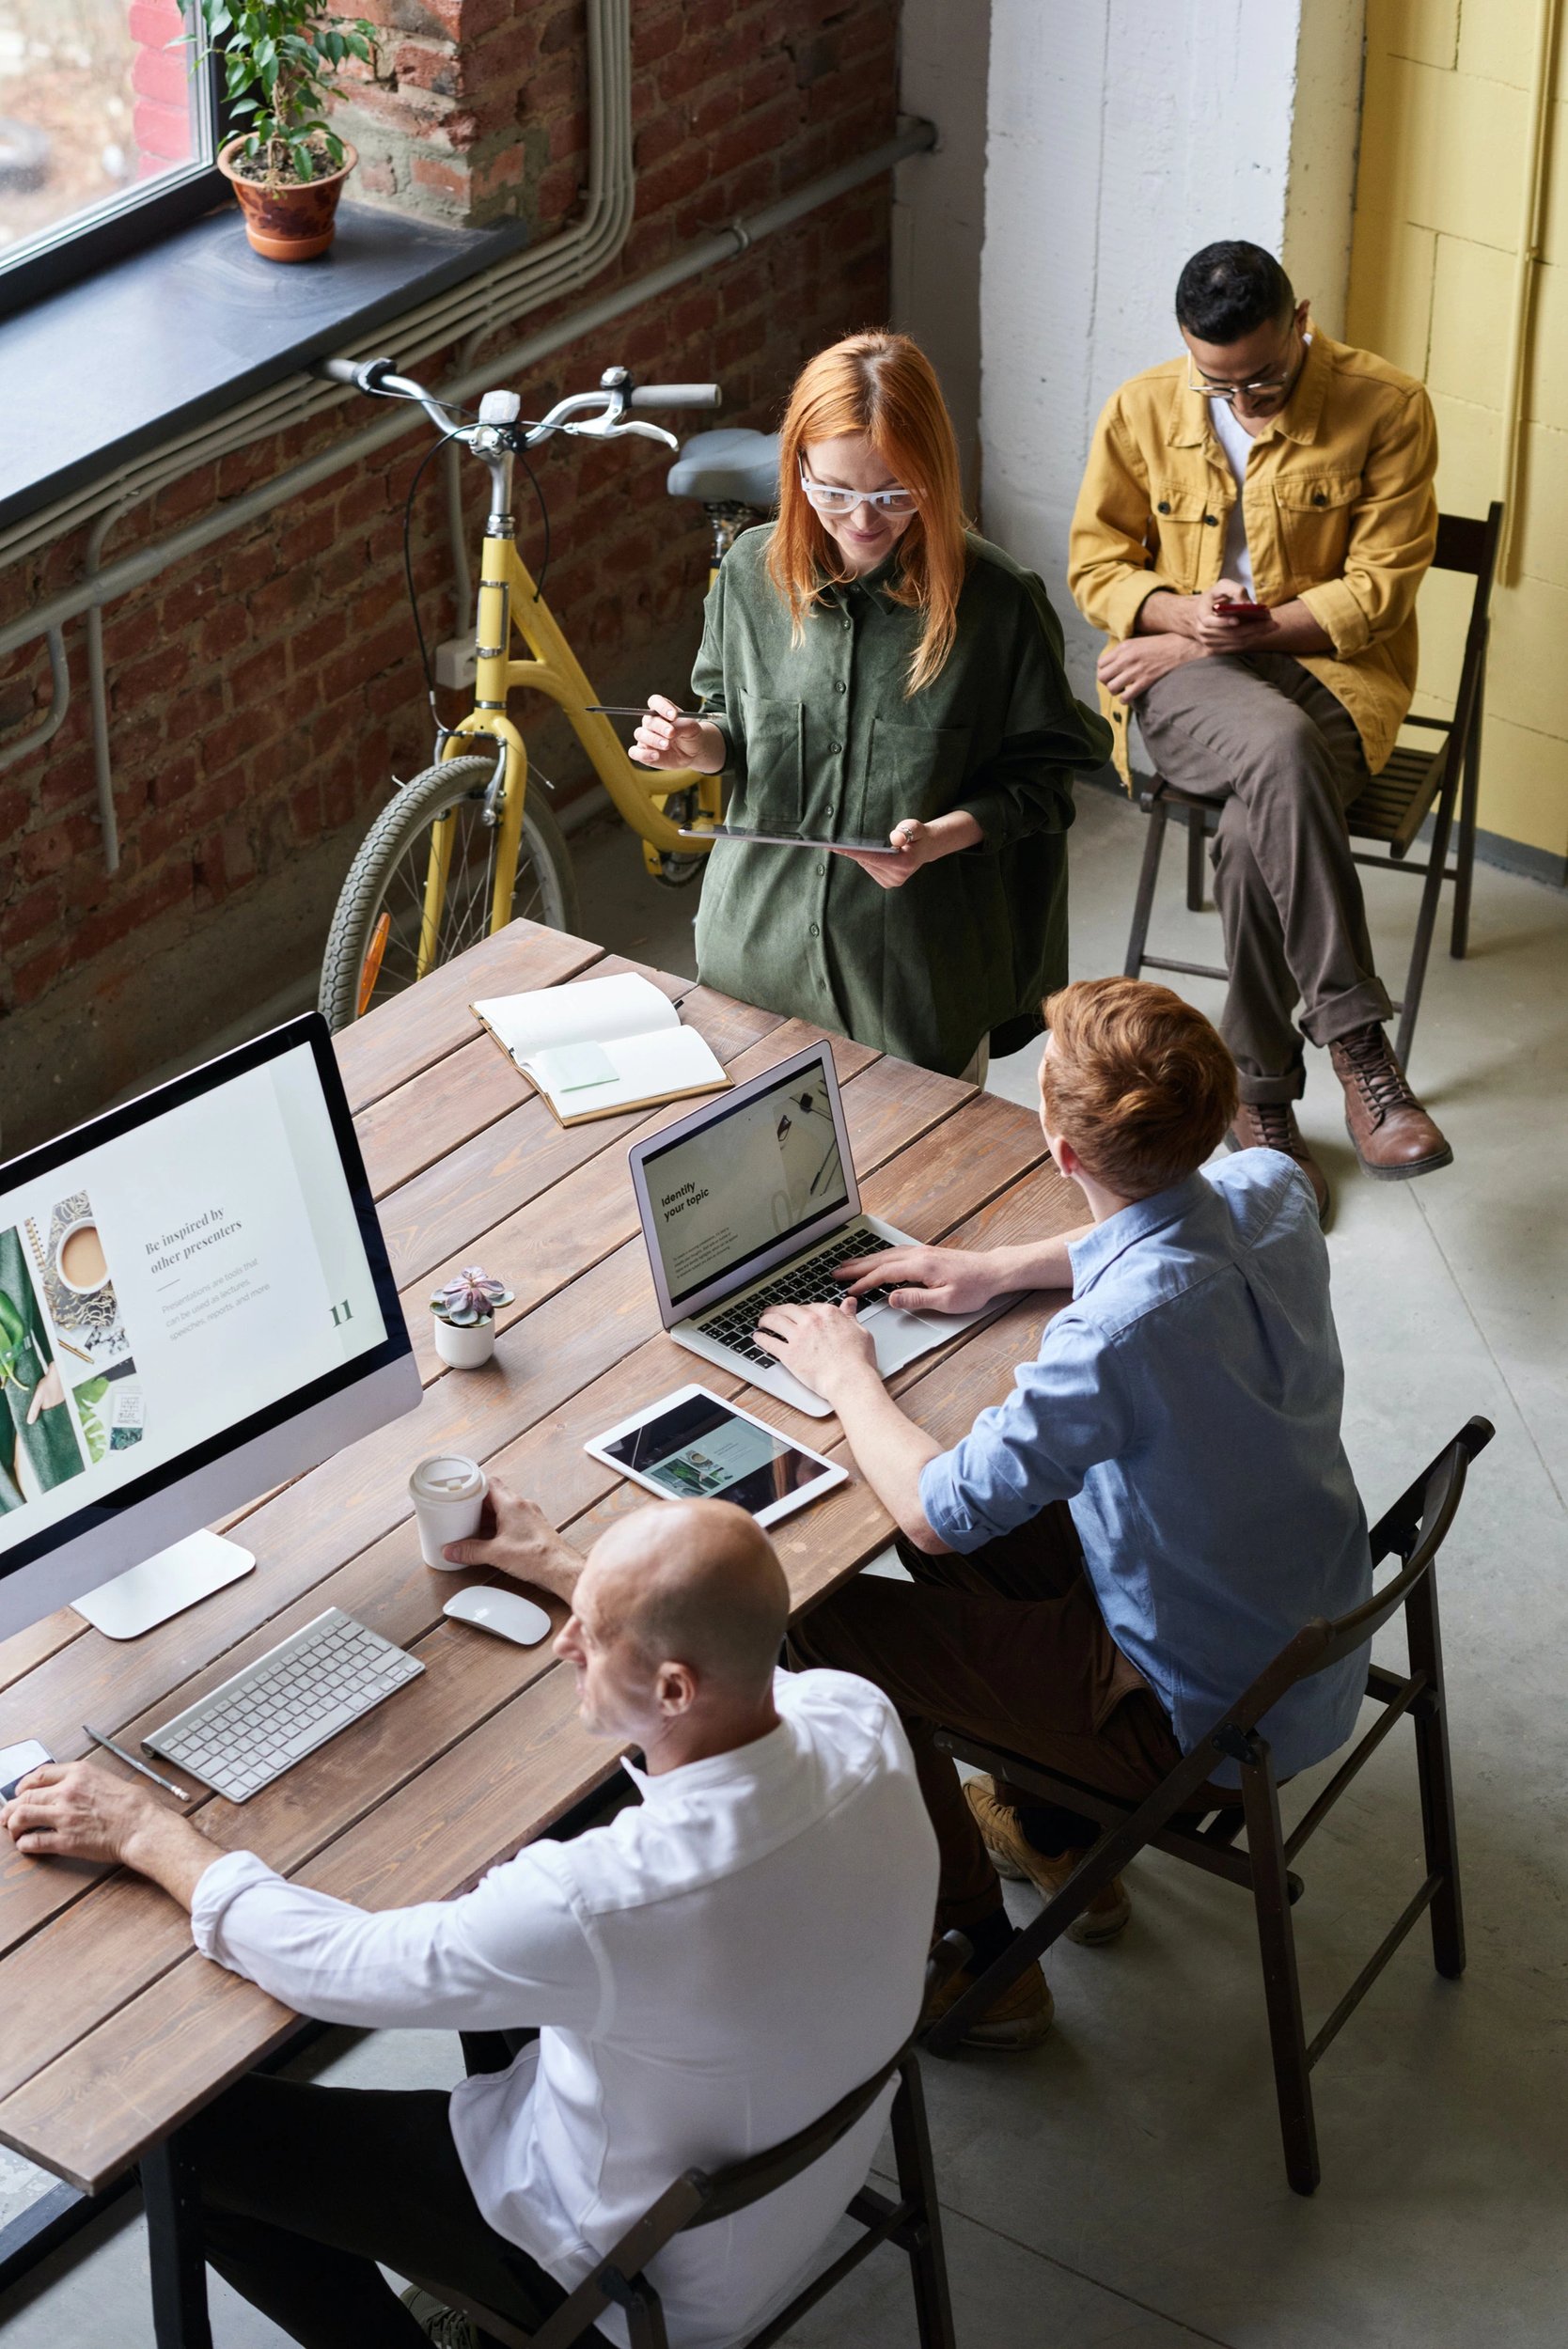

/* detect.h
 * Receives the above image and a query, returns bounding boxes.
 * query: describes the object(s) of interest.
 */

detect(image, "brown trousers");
[1134,650,1392,1102]
[790,1504,1185,1933]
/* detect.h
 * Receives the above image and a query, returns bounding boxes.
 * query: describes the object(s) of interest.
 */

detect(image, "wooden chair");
[426,1942,968,2349]
[1121,505,1503,1073]
[921,1417,1494,2196]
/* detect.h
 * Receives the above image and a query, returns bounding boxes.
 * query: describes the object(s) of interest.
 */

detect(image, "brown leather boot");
[1225,1099,1330,1223]
[1329,1023,1453,1179]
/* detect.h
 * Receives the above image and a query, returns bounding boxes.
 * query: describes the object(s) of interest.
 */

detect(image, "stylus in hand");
[584,704,696,719]
[82,1722,190,1802]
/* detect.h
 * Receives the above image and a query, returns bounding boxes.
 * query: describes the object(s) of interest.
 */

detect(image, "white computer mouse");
[443,1585,554,1647]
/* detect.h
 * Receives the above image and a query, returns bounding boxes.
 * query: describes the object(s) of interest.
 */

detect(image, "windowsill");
[0,199,530,535]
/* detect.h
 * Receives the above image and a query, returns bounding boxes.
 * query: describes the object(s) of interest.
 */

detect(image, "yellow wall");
[1347,0,1568,868]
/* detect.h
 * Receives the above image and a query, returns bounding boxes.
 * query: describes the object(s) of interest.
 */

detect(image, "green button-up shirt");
[691,527,1113,1076]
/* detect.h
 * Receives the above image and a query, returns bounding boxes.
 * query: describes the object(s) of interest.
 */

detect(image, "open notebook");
[471,972,730,1126]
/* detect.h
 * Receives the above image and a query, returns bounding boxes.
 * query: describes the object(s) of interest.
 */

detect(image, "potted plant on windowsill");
[431,1265,515,1369]
[180,2,376,262]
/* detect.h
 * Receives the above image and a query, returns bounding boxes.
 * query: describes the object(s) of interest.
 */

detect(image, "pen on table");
[81,1722,191,1801]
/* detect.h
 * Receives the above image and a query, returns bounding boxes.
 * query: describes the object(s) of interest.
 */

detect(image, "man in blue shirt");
[763,978,1372,2049]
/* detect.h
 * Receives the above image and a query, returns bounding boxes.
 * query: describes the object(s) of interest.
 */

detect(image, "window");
[0,1,225,317]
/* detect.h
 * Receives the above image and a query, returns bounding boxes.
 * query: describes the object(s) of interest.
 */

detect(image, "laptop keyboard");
[696,1228,897,1367]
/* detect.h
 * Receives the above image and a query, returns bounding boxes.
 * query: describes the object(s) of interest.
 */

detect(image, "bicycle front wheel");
[319,756,580,1030]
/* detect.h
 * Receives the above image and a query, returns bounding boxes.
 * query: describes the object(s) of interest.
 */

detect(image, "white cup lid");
[410,1453,485,1501]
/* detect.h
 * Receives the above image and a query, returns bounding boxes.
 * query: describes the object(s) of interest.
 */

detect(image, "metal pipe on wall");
[1497,0,1561,584]
[0,629,69,772]
[85,504,130,871]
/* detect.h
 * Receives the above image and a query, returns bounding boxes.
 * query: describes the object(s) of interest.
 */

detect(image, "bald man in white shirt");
[3,1494,938,2349]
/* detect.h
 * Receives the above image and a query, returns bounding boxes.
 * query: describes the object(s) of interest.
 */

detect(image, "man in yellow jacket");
[1069,241,1450,1215]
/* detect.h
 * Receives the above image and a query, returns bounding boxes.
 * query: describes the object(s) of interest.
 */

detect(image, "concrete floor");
[3,785,1565,2346]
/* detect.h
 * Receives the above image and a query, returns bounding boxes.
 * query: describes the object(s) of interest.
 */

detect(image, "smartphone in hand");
[1212,596,1271,622]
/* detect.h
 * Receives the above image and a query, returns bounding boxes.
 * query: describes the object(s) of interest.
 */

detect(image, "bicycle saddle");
[666,429,780,509]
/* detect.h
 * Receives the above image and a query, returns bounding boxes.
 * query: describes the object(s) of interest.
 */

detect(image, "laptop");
[628,1041,1007,1417]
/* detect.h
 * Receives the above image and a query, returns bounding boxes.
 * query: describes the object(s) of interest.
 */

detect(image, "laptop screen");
[638,1059,850,1311]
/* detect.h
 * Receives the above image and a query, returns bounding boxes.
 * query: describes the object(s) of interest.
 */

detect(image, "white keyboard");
[146,1608,423,1804]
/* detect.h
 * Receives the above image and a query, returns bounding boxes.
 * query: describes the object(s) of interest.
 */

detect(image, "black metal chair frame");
[1121,504,1503,1074]
[921,1418,1494,2197]
[419,1941,969,2349]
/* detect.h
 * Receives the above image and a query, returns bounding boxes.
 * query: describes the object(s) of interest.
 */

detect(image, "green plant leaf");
[74,1378,109,1464]
[0,1289,23,1386]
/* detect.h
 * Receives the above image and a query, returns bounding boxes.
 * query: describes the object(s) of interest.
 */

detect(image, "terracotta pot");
[217,136,356,262]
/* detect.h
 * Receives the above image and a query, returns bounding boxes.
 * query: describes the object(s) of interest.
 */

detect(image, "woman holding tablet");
[632,331,1111,1078]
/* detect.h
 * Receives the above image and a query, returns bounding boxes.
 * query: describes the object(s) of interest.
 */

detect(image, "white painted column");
[892,0,993,504]
[978,0,1365,699]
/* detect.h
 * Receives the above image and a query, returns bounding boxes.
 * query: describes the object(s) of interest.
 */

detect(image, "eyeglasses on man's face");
[1185,324,1303,405]
[798,467,919,516]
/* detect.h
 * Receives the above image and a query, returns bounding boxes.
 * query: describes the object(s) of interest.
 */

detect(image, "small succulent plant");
[431,1265,514,1327]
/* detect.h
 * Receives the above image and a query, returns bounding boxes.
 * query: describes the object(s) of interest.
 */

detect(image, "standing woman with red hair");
[633,331,1112,1078]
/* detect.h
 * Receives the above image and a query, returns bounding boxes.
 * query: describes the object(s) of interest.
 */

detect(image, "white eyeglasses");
[798,467,919,517]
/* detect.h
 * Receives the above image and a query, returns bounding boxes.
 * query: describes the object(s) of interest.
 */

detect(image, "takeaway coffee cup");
[409,1452,487,1569]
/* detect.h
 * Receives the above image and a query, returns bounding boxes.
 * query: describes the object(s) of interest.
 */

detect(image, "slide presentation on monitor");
[648,1069,847,1304]
[0,1043,386,1554]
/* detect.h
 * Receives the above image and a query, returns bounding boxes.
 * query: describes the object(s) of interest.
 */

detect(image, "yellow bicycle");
[315,356,776,1030]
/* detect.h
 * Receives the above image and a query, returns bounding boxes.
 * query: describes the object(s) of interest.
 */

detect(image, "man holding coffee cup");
[2,1488,936,2349]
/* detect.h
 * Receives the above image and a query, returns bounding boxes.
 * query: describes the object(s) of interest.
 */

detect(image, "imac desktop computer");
[0,1013,420,1643]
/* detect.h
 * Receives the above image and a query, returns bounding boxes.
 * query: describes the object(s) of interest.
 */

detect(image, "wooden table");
[0,919,1086,2340]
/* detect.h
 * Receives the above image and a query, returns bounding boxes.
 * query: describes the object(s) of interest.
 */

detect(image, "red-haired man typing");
[762,978,1373,2047]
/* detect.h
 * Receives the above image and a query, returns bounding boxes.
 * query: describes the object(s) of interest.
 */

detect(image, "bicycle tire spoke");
[341,766,572,1023]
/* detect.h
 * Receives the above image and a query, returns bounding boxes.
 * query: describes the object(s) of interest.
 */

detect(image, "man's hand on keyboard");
[442,1474,583,1605]
[755,1297,877,1404]
[2,1760,214,1906]
[837,1244,996,1316]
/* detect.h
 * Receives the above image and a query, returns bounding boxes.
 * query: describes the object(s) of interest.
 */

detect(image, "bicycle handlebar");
[628,384,722,410]
[315,356,721,449]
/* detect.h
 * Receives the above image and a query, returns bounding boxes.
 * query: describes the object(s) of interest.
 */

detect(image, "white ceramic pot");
[432,1313,496,1369]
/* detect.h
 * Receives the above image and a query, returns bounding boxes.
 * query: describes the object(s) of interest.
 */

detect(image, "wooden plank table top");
[0,919,1088,2196]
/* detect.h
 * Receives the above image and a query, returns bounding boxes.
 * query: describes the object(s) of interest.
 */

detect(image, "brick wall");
[129,0,195,180]
[0,1,898,1151]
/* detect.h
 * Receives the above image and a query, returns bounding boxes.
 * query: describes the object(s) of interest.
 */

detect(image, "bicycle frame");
[423,529,724,972]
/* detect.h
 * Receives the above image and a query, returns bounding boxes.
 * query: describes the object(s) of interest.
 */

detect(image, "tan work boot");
[965,1776,1132,1945]
[1225,1099,1329,1223]
[922,1950,1055,2050]
[1329,1023,1452,1180]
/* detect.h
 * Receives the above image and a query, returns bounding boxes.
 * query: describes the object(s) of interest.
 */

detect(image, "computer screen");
[0,1015,415,1626]
[638,1057,849,1311]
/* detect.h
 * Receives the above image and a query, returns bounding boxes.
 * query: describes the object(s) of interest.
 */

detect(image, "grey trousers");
[1135,652,1392,1102]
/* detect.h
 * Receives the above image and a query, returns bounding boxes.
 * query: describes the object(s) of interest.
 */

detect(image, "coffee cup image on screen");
[0,1043,388,1557]
[34,1192,132,1370]
[648,1070,846,1303]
